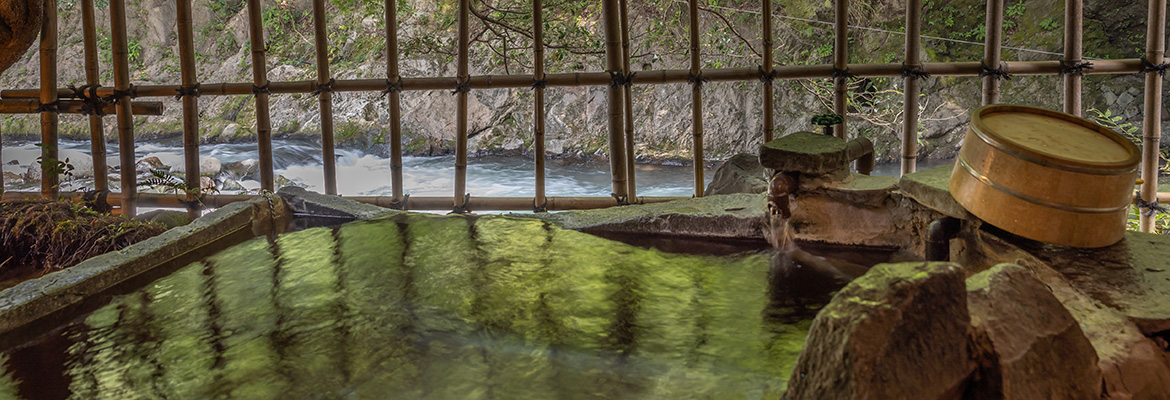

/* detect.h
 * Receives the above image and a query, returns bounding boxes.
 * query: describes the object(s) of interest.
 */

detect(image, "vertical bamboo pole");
[762,0,774,143]
[312,0,337,195]
[455,0,470,210]
[81,0,107,192]
[620,0,636,201]
[1139,0,1166,232]
[110,0,136,216]
[602,0,628,200]
[832,0,848,139]
[982,0,1004,106]
[386,0,404,203]
[1062,0,1083,116]
[688,0,704,197]
[533,0,547,209]
[901,0,922,175]
[177,0,200,220]
[39,0,58,199]
[246,0,275,191]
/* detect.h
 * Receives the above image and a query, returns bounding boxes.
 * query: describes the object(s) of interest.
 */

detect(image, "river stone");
[966,264,1102,400]
[21,149,91,181]
[223,158,259,180]
[168,156,223,177]
[783,261,972,400]
[2,171,21,185]
[201,157,222,176]
[759,131,852,176]
[220,178,246,192]
[136,156,165,172]
[704,153,768,196]
[898,164,971,219]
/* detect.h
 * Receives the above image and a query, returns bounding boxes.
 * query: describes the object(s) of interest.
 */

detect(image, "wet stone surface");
[898,164,971,219]
[1019,231,1170,335]
[759,132,852,176]
[514,193,769,240]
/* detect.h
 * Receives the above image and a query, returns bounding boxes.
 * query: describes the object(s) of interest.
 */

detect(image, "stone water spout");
[760,131,883,281]
[0,0,42,74]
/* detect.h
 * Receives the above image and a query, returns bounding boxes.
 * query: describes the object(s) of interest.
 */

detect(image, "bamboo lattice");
[0,0,1165,232]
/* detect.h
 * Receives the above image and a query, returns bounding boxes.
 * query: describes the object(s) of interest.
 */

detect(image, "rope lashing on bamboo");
[901,63,931,80]
[979,62,1013,80]
[450,193,471,214]
[452,77,471,95]
[831,67,856,79]
[608,70,622,87]
[35,101,60,113]
[687,72,709,92]
[1140,57,1170,76]
[174,83,201,100]
[101,85,138,103]
[531,78,547,89]
[608,70,636,88]
[758,66,775,83]
[1059,60,1094,76]
[74,84,106,116]
[311,78,335,96]
[1137,195,1170,219]
[533,197,548,213]
[387,193,409,210]
[611,192,630,206]
[380,79,402,97]
[251,83,270,96]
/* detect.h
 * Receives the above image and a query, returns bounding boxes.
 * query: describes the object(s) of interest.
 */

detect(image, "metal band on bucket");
[957,155,1131,214]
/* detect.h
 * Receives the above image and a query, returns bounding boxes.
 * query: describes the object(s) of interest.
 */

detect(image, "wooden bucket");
[948,105,1140,248]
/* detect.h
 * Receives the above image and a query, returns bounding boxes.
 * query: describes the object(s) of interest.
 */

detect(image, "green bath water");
[0,214,820,399]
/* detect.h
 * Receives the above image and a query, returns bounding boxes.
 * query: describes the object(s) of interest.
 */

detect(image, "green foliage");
[128,38,143,66]
[811,113,843,126]
[1040,17,1060,32]
[33,143,75,185]
[1126,205,1170,234]
[1090,108,1170,233]
[1005,1,1026,18]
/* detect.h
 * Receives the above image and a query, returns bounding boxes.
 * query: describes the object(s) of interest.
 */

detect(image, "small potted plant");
[811,113,843,136]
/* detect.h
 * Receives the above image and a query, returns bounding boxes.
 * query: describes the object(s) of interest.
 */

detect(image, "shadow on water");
[0,213,896,399]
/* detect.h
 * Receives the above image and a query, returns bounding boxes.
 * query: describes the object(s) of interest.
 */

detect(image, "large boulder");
[784,262,972,400]
[169,156,223,177]
[954,230,1170,400]
[0,0,41,74]
[965,264,1102,399]
[704,153,767,196]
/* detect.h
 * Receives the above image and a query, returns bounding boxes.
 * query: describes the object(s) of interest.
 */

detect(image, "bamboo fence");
[0,0,1165,231]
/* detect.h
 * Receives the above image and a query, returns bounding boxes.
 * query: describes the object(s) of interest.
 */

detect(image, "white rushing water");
[2,137,948,198]
[2,138,714,197]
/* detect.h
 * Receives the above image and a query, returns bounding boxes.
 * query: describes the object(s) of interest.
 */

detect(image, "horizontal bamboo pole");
[5,59,1148,100]
[0,99,162,115]
[0,192,689,211]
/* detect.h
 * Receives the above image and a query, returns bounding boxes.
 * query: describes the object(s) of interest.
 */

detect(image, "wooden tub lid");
[971,105,1140,172]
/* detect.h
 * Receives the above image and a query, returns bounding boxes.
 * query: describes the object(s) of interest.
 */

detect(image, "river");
[1,137,950,198]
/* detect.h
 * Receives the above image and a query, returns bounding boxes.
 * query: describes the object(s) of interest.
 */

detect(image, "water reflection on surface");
[1,214,836,399]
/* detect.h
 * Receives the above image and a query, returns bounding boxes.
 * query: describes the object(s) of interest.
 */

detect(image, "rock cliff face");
[0,0,41,73]
[0,0,1164,163]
